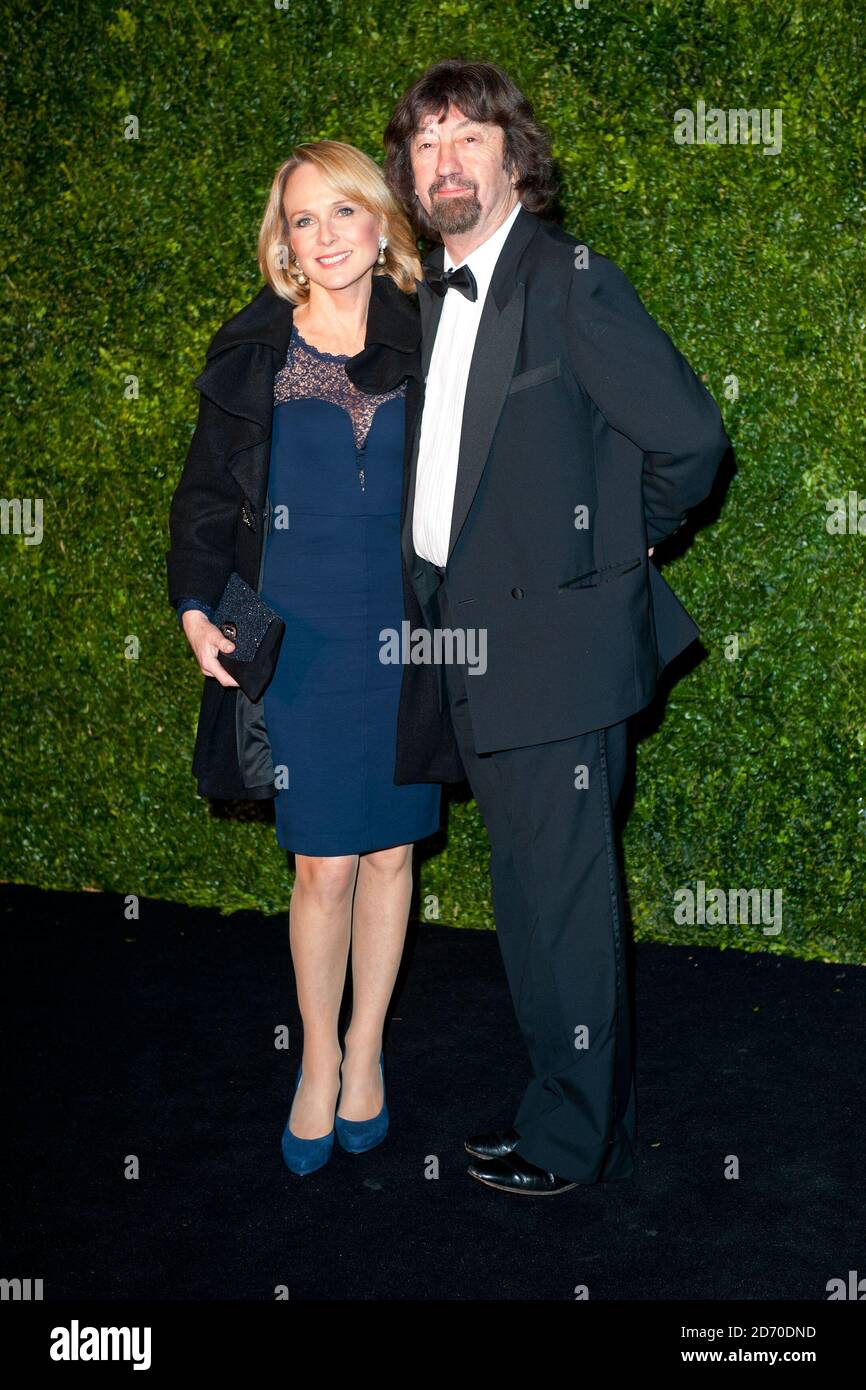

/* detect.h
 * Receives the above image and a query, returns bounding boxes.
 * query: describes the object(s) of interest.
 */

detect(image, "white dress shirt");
[412,200,523,568]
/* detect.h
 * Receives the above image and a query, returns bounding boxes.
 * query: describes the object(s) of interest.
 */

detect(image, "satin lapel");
[400,375,424,580]
[446,280,525,562]
[401,271,447,608]
[420,262,446,380]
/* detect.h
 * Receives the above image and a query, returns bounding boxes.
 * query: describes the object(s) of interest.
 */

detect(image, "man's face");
[409,103,515,236]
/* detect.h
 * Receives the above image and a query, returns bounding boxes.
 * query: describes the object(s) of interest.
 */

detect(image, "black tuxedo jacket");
[393,205,730,785]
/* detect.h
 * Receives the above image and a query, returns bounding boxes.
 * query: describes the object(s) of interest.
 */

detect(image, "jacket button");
[511,587,524,599]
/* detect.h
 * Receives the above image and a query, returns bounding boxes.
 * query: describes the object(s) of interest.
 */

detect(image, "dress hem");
[277,816,441,857]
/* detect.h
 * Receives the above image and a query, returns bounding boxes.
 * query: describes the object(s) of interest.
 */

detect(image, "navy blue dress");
[259,323,441,856]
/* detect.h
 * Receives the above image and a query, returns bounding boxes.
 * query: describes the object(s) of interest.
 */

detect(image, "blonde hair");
[258,140,422,302]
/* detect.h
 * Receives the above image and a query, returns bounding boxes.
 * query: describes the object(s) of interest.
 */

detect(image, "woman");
[166,141,441,1176]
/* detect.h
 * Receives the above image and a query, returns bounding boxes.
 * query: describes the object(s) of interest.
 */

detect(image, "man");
[383,60,729,1196]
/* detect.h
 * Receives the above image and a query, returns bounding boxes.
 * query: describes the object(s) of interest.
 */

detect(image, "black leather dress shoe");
[464,1127,521,1160]
[467,1151,582,1195]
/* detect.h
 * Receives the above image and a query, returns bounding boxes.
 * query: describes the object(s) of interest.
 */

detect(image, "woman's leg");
[338,842,414,1121]
[288,853,358,1138]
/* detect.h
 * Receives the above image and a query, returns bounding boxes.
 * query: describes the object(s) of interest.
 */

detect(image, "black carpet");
[1,883,862,1302]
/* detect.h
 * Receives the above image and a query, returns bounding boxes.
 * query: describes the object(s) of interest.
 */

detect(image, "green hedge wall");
[2,0,864,959]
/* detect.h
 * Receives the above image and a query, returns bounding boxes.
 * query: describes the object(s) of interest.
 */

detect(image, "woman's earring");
[291,253,307,285]
[377,235,388,265]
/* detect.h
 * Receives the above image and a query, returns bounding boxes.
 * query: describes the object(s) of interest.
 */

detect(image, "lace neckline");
[274,322,406,463]
[291,321,349,362]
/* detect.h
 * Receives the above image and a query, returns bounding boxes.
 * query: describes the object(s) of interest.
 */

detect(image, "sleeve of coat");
[565,253,730,546]
[166,387,241,610]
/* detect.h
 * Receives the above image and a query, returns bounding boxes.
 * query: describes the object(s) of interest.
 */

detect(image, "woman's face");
[284,161,381,292]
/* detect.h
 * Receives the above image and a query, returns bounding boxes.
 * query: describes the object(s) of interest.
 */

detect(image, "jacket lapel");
[400,247,446,608]
[401,371,441,610]
[446,280,524,562]
[420,243,447,379]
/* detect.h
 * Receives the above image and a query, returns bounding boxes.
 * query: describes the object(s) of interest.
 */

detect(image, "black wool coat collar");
[199,271,421,407]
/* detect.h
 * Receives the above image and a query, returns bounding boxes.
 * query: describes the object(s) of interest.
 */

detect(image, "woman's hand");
[181,610,239,688]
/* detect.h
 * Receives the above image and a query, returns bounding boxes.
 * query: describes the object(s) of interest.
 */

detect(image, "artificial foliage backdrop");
[2,0,864,958]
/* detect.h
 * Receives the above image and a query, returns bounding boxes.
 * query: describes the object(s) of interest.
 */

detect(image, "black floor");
[1,883,862,1301]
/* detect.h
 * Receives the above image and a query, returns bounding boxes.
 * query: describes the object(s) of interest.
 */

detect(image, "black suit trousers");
[435,580,637,1183]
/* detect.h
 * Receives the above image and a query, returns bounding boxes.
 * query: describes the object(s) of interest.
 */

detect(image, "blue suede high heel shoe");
[334,1052,388,1154]
[280,1064,336,1176]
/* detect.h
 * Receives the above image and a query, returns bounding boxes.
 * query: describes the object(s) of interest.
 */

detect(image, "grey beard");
[427,189,482,234]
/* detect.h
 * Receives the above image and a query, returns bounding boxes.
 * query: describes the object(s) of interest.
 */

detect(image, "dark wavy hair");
[383,59,558,241]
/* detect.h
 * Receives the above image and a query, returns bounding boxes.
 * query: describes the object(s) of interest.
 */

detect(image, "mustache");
[430,180,477,194]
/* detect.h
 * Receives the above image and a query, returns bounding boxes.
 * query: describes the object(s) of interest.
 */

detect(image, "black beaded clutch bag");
[212,572,285,703]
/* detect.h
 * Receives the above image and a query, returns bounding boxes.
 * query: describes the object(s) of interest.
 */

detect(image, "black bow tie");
[424,263,478,302]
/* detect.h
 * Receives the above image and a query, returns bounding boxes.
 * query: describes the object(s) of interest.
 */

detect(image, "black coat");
[166,271,427,800]
[392,206,730,784]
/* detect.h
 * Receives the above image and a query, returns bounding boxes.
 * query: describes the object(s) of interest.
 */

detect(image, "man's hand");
[648,547,655,558]
[181,610,239,688]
